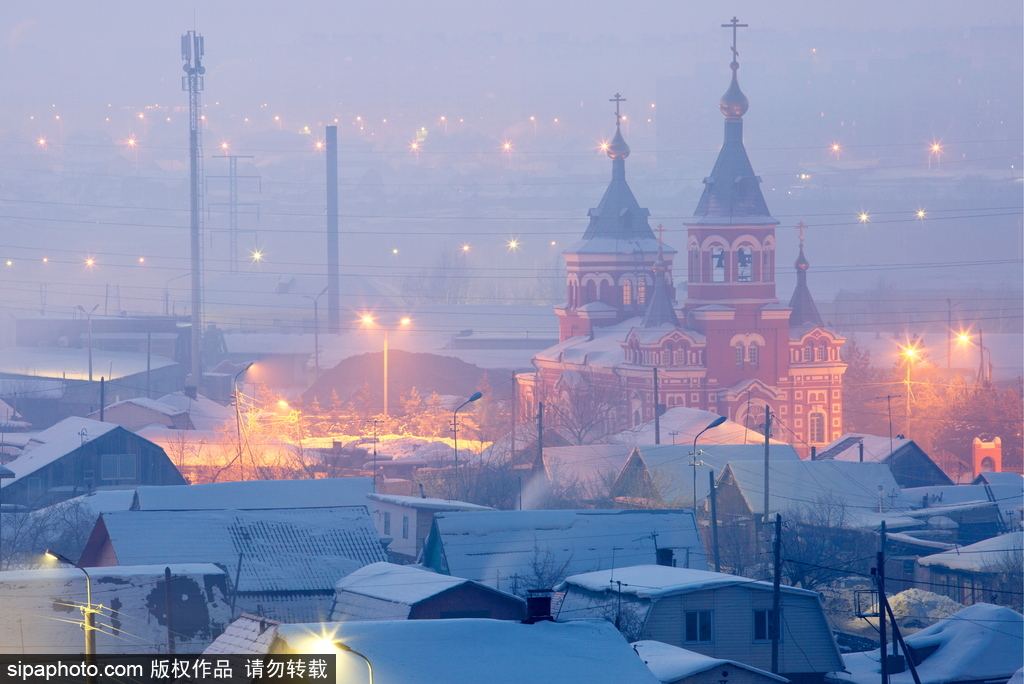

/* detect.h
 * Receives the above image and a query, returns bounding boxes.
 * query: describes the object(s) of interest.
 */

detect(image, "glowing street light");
[77,304,99,381]
[220,141,229,151]
[858,212,870,223]
[691,415,727,513]
[361,316,411,416]
[453,391,483,500]
[899,342,924,436]
[831,142,841,159]
[37,137,48,148]
[250,249,264,263]
[916,209,926,219]
[928,140,943,170]
[461,244,471,253]
[506,238,520,252]
[44,550,96,660]
[957,329,991,385]
[85,257,96,268]
[314,140,325,151]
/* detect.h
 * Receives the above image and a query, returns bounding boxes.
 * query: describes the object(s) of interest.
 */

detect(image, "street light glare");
[506,238,519,251]
[250,249,264,262]
[461,244,471,252]
[858,212,870,223]
[362,315,374,324]
[916,209,926,219]
[85,257,95,267]
[958,334,971,343]
[400,317,411,325]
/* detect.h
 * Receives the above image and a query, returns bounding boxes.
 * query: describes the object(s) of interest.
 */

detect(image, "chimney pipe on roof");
[524,589,553,624]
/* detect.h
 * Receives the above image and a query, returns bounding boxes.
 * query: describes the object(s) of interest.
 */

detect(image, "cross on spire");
[794,221,808,243]
[654,224,668,248]
[609,93,626,125]
[721,16,748,63]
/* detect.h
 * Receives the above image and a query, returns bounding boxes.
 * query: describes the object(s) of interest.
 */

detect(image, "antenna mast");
[182,31,206,392]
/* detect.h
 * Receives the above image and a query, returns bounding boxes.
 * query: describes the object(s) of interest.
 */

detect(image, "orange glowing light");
[399,317,411,325]
[958,334,971,343]
[220,142,229,150]
[392,248,399,254]
[858,212,870,223]
[37,137,47,147]
[461,244,471,252]
[916,209,926,219]
[930,143,941,153]
[250,249,264,262]
[502,141,513,152]
[409,141,420,151]
[42,257,48,263]
[599,141,610,151]
[138,257,145,263]
[5,260,12,266]
[126,137,137,148]
[85,258,95,267]
[361,315,374,324]
[314,140,325,151]
[506,238,520,251]
[832,143,841,152]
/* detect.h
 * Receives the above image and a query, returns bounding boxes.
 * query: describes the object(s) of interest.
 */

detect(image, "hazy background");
[0,0,1020,338]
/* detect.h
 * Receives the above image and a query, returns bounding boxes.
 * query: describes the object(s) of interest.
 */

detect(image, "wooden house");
[87,397,193,431]
[557,565,842,684]
[330,562,525,621]
[917,531,1023,607]
[0,417,185,509]
[815,433,952,488]
[366,493,493,562]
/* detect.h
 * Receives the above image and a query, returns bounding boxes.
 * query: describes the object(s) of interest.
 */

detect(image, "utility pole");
[762,406,773,555]
[99,378,105,422]
[537,401,544,470]
[771,513,782,674]
[326,126,340,332]
[510,371,517,459]
[182,30,206,393]
[164,567,176,655]
[208,154,259,274]
[877,520,888,684]
[653,367,661,445]
[709,470,721,572]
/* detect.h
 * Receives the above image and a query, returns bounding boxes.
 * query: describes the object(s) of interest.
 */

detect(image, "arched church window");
[748,341,759,366]
[818,341,828,361]
[809,413,826,444]
[738,247,753,282]
[622,279,633,307]
[633,409,641,427]
[690,250,700,282]
[664,342,675,366]
[637,278,647,305]
[735,343,745,365]
[712,247,726,283]
[802,344,813,362]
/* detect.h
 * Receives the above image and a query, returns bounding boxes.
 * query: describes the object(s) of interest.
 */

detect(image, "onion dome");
[606,124,631,160]
[794,243,810,271]
[719,62,749,118]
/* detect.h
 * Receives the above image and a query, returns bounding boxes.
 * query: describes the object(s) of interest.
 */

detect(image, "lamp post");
[303,286,329,378]
[361,316,410,416]
[691,415,727,511]
[899,345,922,437]
[45,549,96,658]
[453,391,483,500]
[163,272,190,316]
[335,643,374,684]
[958,329,991,386]
[233,362,255,464]
[76,304,99,382]
[0,464,14,569]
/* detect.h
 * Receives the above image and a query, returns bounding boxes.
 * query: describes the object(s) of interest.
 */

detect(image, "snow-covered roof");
[156,392,234,431]
[270,619,662,684]
[917,532,1023,573]
[624,443,800,506]
[722,460,902,521]
[366,493,493,511]
[92,507,385,593]
[631,640,787,683]
[834,604,1023,684]
[98,396,187,418]
[818,433,912,462]
[558,564,817,600]
[542,444,637,483]
[424,509,707,594]
[973,472,1024,487]
[32,489,137,520]
[899,483,1022,530]
[132,477,374,511]
[332,562,481,615]
[0,417,120,485]
[204,613,281,655]
[606,407,787,448]
[0,347,177,381]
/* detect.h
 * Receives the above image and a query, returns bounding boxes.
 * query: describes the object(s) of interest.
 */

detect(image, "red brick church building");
[519,46,846,456]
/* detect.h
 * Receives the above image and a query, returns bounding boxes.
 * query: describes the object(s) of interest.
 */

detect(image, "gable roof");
[632,640,788,683]
[333,562,468,606]
[366,493,493,512]
[618,443,801,506]
[818,432,913,462]
[132,478,374,511]
[423,509,707,593]
[606,407,786,448]
[558,564,818,600]
[269,619,662,684]
[917,532,1023,573]
[204,613,281,655]
[86,507,385,593]
[0,417,121,485]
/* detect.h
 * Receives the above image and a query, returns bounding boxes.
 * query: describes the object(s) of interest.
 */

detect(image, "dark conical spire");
[789,242,822,327]
[641,241,680,328]
[692,32,773,222]
[581,95,655,241]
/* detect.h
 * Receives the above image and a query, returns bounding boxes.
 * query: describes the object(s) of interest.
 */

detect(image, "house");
[557,565,843,684]
[131,477,374,511]
[917,531,1023,607]
[87,397,193,431]
[239,618,663,684]
[0,563,229,654]
[421,509,707,595]
[611,443,801,508]
[330,562,525,621]
[203,613,281,655]
[78,506,387,622]
[0,417,185,509]
[366,492,492,562]
[632,640,789,684]
[829,604,1023,684]
[900,483,1021,542]
[815,434,952,488]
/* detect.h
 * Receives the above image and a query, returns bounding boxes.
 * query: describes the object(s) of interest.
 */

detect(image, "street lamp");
[453,392,483,501]
[691,415,727,511]
[233,362,255,461]
[957,329,991,386]
[45,549,96,658]
[303,286,329,378]
[0,464,14,569]
[360,316,411,416]
[337,643,374,684]
[76,305,99,382]
[899,344,922,436]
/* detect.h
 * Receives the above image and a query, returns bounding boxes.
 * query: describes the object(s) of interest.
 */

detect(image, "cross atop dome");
[609,93,626,126]
[721,16,748,66]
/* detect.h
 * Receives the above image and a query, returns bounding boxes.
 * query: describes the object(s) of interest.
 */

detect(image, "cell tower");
[208,155,260,273]
[182,31,205,391]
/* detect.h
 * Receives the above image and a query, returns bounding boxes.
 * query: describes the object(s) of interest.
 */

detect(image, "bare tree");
[781,496,876,591]
[543,371,626,445]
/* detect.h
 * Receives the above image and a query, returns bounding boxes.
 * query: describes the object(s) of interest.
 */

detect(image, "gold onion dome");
[719,62,749,118]
[606,125,631,159]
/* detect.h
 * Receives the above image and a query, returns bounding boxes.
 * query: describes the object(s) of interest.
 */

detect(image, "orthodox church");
[519,42,846,456]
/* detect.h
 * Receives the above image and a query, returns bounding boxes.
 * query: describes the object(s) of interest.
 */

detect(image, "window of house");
[735,343,744,365]
[753,610,780,641]
[637,279,647,305]
[685,611,713,643]
[622,280,633,307]
[383,511,391,536]
[809,413,825,443]
[711,248,725,283]
[748,342,759,366]
[738,247,753,282]
[402,515,410,539]
[816,342,826,361]
[100,453,136,481]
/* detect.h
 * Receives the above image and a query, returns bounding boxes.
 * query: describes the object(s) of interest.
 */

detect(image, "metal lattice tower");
[208,155,260,273]
[182,30,205,390]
